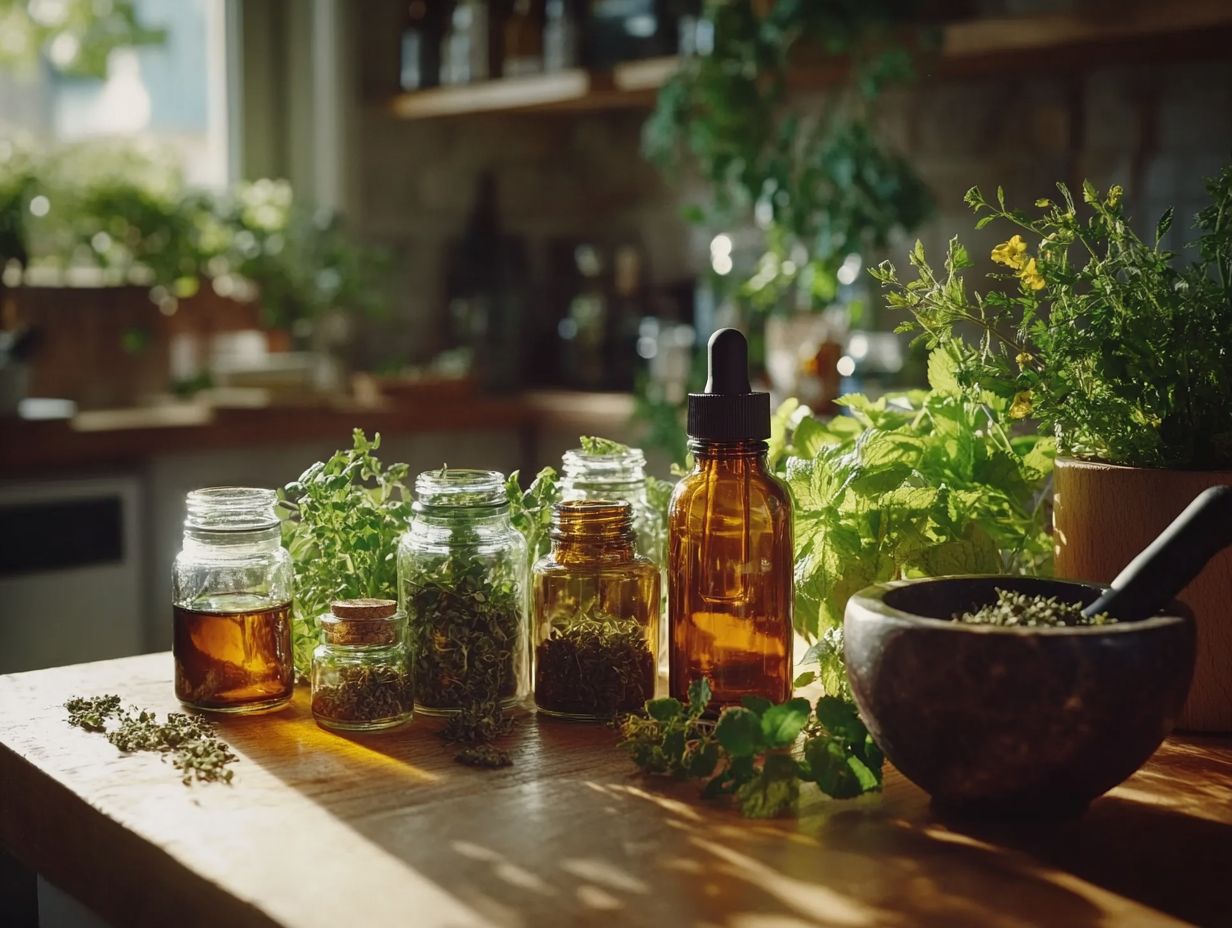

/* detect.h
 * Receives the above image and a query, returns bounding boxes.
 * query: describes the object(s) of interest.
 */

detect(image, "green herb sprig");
[65,695,238,785]
[279,430,410,677]
[620,679,884,818]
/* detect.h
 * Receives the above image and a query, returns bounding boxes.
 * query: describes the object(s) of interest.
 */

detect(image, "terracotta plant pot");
[1053,457,1232,731]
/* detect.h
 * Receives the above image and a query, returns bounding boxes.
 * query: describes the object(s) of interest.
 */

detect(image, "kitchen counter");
[0,390,639,477]
[2,653,1230,928]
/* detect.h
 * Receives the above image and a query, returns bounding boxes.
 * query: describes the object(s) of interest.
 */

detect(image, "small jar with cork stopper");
[310,598,413,732]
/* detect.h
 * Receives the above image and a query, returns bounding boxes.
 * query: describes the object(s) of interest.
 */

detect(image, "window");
[0,0,231,187]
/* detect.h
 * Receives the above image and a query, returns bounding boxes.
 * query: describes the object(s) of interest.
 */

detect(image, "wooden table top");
[2,653,1230,928]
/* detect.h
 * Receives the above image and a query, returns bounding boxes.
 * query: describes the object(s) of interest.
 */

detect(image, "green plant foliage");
[620,678,884,818]
[0,140,388,330]
[873,173,1232,469]
[645,0,933,312]
[0,0,165,78]
[777,352,1054,696]
[278,430,411,677]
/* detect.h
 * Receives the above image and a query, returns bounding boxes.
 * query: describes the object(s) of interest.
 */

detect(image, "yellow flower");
[1015,352,1033,368]
[991,235,1028,270]
[1019,258,1046,291]
[1009,390,1033,420]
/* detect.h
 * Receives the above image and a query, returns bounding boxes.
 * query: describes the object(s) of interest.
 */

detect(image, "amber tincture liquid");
[669,329,793,712]
[174,592,293,712]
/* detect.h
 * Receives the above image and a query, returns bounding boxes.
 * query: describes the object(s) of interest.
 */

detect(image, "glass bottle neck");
[689,439,770,468]
[551,537,636,565]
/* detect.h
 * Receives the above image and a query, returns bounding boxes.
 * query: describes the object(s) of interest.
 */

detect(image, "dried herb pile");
[65,695,238,785]
[311,664,413,726]
[536,610,654,719]
[403,553,522,744]
[957,589,1116,628]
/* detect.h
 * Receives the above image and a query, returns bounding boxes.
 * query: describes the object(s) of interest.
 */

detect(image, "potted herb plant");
[874,171,1232,731]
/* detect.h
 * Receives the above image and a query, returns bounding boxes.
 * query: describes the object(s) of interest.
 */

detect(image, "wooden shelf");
[387,1,1232,121]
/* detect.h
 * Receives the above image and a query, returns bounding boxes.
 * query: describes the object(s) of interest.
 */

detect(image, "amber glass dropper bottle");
[668,328,793,713]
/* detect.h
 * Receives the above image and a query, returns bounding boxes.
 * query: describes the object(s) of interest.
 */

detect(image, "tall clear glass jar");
[311,599,413,732]
[398,469,529,715]
[172,487,294,713]
[559,445,662,565]
[533,500,659,720]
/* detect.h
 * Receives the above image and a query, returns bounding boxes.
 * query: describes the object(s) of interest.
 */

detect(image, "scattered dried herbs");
[956,589,1116,628]
[535,611,655,719]
[65,695,238,785]
[455,745,513,768]
[311,664,414,727]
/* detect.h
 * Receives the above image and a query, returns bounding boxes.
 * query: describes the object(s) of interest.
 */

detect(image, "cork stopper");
[330,598,398,620]
[322,599,402,646]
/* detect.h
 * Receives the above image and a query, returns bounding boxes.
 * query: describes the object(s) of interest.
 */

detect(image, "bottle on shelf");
[667,328,794,713]
[543,0,580,71]
[501,0,545,77]
[399,0,443,91]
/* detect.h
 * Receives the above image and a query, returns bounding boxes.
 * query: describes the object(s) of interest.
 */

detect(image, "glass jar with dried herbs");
[398,468,529,717]
[533,500,659,721]
[311,599,413,732]
[173,488,294,713]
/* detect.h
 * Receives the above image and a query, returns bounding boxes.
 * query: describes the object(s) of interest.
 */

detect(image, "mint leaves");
[779,359,1054,697]
[620,679,884,818]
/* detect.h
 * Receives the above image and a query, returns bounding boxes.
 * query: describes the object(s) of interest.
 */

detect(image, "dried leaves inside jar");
[535,608,655,719]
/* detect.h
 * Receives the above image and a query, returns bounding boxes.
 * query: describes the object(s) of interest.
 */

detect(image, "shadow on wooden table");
[214,698,1160,927]
[935,794,1232,927]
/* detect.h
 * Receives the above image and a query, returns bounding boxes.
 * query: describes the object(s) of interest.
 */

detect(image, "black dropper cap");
[687,328,771,441]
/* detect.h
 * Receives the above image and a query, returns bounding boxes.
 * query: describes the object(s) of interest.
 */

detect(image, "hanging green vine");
[645,0,935,314]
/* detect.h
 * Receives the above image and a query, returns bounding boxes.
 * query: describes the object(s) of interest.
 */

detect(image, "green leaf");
[686,678,712,717]
[714,707,764,757]
[926,347,962,394]
[736,753,800,818]
[761,698,811,748]
[793,671,817,688]
[815,696,865,740]
[646,697,683,722]
[741,695,773,716]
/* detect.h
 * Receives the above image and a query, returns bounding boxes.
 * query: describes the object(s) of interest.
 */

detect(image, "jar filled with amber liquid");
[669,330,793,713]
[172,488,294,713]
[533,500,659,720]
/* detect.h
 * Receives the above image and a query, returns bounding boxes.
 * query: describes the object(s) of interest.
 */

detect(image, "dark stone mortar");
[844,576,1196,818]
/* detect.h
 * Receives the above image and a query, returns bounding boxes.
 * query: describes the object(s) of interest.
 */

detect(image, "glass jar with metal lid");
[398,468,529,715]
[172,487,294,713]
[311,598,413,732]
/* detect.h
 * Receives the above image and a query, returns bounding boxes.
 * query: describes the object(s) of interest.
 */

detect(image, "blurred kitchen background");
[2,0,1230,673]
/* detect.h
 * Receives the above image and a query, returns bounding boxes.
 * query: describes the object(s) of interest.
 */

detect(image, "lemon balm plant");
[872,172,1232,469]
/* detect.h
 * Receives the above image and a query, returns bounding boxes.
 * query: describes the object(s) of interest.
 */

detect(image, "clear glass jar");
[533,500,660,720]
[311,599,413,732]
[560,445,662,566]
[172,487,294,713]
[398,468,529,715]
